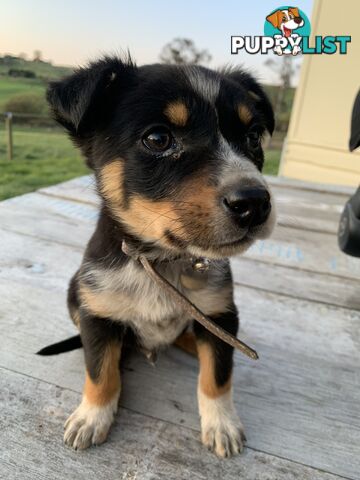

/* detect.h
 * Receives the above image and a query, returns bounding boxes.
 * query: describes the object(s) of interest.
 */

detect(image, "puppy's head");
[266,8,304,36]
[47,56,276,259]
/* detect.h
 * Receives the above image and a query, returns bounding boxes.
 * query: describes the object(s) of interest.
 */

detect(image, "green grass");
[264,149,281,175]
[0,77,46,111]
[0,55,73,112]
[0,126,89,200]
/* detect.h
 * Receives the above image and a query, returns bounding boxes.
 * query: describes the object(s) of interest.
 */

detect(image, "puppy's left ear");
[226,71,275,135]
[47,56,137,136]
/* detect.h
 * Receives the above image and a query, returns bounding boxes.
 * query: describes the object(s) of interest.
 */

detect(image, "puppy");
[266,7,304,55]
[47,55,276,458]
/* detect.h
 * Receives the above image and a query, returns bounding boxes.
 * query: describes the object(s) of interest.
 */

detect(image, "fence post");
[5,112,13,161]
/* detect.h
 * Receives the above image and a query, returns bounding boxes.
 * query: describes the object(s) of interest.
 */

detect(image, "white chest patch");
[80,258,232,350]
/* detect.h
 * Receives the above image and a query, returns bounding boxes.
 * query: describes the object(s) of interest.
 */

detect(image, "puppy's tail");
[36,334,82,355]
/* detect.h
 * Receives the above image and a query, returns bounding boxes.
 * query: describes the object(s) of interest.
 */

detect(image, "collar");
[121,239,258,361]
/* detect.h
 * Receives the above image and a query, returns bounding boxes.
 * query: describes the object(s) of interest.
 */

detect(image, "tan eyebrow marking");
[164,101,189,127]
[237,104,253,125]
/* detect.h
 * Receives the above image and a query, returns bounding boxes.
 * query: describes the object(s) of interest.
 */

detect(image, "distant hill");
[0,55,72,80]
[0,55,73,112]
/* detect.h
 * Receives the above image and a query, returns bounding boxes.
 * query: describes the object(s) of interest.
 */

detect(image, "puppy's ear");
[266,10,282,29]
[289,7,300,18]
[226,70,275,135]
[47,56,137,135]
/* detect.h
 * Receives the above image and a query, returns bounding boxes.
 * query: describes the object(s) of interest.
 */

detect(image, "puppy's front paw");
[199,390,246,458]
[64,398,117,450]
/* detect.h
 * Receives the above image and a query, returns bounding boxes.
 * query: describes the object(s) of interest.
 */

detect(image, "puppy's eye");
[246,130,261,148]
[142,128,173,152]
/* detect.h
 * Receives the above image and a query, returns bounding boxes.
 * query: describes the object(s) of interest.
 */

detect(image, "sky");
[2,0,313,85]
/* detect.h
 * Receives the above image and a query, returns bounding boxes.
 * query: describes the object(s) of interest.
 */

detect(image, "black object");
[350,90,360,152]
[37,334,82,355]
[338,90,360,257]
[338,187,360,257]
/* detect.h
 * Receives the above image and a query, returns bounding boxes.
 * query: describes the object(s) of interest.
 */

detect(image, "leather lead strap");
[122,240,258,361]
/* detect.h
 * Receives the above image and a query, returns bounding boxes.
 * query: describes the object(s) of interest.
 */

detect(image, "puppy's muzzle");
[222,185,271,229]
[294,16,303,25]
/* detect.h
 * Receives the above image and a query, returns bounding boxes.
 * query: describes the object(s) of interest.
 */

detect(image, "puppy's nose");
[294,16,303,24]
[223,187,271,228]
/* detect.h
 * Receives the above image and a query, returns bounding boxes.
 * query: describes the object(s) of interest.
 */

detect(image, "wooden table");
[1,175,359,480]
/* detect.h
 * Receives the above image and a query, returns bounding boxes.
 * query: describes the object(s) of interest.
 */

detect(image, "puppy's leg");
[174,330,198,356]
[64,314,123,450]
[194,304,245,458]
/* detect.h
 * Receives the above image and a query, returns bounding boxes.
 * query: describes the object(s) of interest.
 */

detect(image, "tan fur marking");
[79,284,130,319]
[84,342,121,406]
[180,273,207,291]
[237,104,253,125]
[174,331,198,357]
[115,196,186,249]
[69,305,81,330]
[100,161,184,245]
[175,173,221,244]
[99,160,124,208]
[164,101,189,127]
[197,341,231,398]
[181,177,216,210]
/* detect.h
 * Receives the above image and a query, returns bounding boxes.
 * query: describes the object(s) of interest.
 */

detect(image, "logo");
[231,6,351,56]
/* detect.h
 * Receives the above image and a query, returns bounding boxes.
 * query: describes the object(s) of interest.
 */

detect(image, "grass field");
[0,125,280,201]
[264,148,281,175]
[0,126,89,200]
[0,56,72,112]
[0,77,46,111]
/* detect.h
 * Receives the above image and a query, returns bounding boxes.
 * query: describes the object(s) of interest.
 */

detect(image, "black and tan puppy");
[47,55,276,457]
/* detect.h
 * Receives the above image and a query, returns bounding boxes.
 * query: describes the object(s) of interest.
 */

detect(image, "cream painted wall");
[280,0,360,186]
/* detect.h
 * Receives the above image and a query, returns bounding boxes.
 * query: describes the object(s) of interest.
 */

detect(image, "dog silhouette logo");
[231,7,350,56]
[264,6,311,55]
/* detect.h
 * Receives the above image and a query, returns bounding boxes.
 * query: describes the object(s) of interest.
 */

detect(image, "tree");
[265,56,300,133]
[160,38,211,65]
[33,50,42,62]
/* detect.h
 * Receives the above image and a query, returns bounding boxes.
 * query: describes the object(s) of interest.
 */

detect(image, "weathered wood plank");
[1,238,359,478]
[1,176,360,478]
[231,257,360,310]
[1,223,359,310]
[39,175,99,206]
[0,368,344,480]
[0,193,95,248]
[2,191,360,281]
[246,225,360,280]
[266,175,355,196]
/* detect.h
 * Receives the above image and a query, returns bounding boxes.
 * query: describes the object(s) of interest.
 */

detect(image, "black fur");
[44,55,275,454]
[80,313,124,381]
[37,334,82,355]
[44,54,274,366]
[193,304,239,387]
